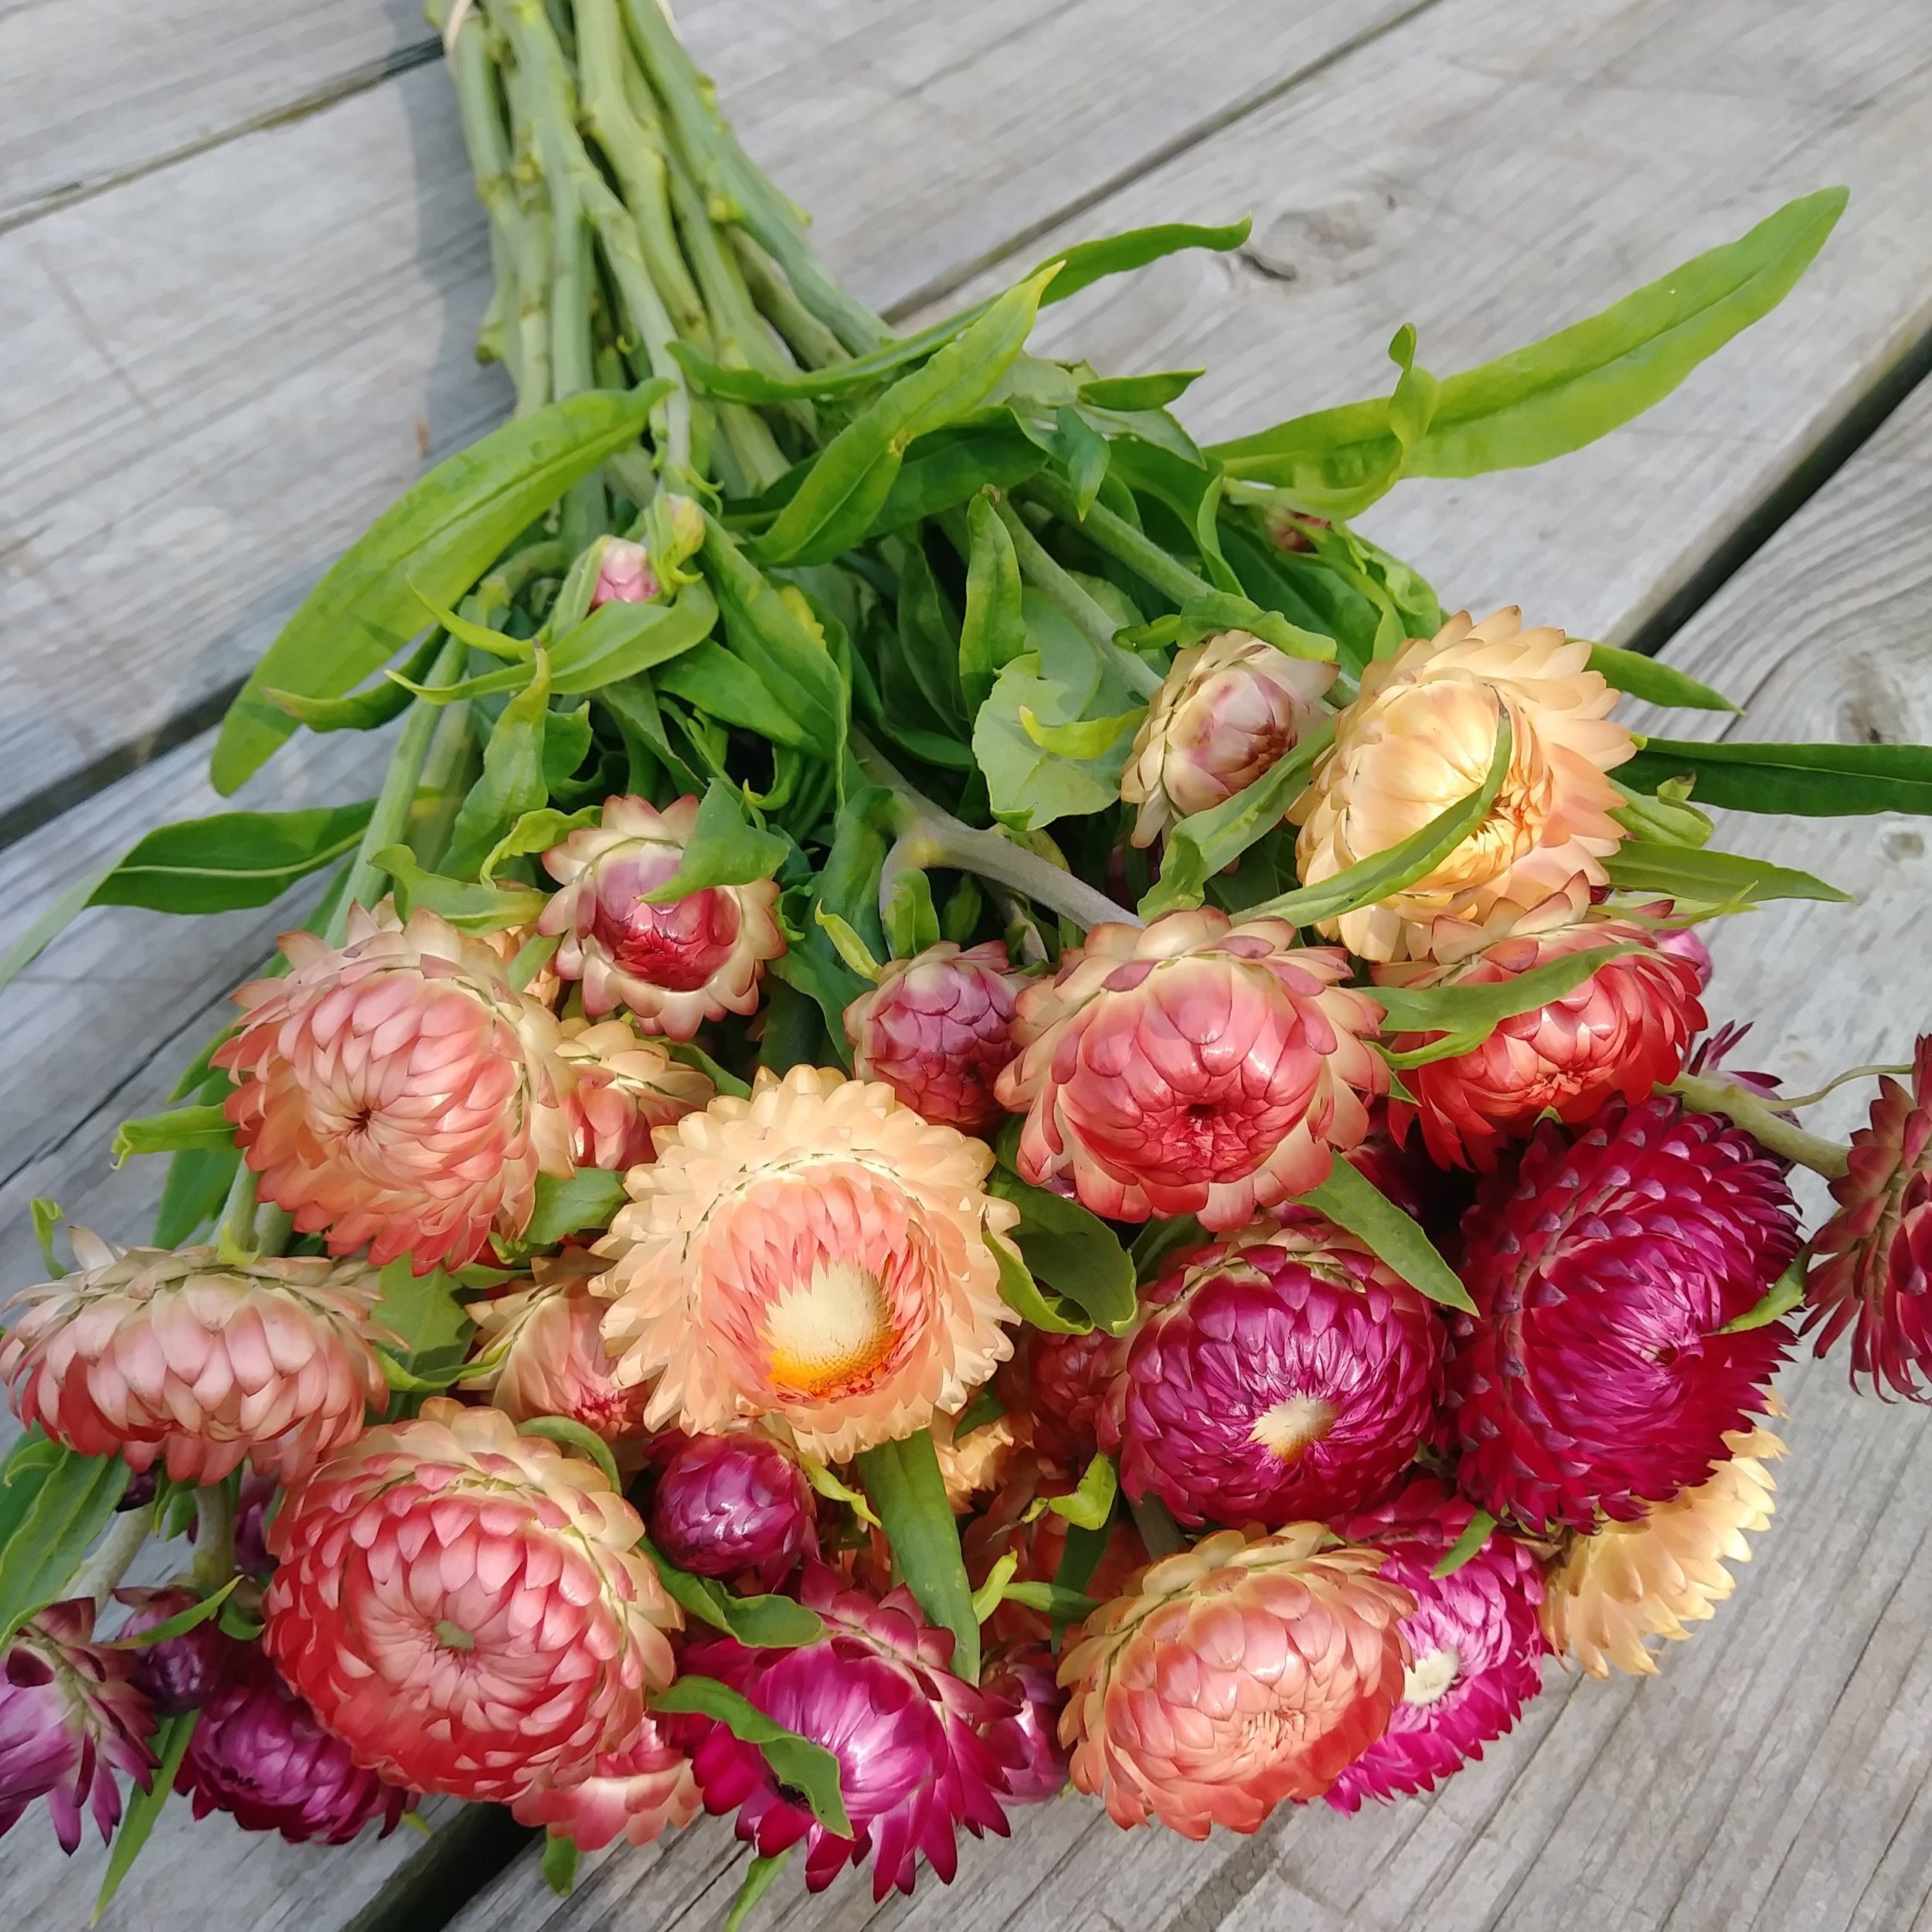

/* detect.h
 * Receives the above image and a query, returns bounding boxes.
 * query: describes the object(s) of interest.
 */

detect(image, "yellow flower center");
[761,1259,898,1399]
[1403,1644,1461,1706]
[1250,1393,1335,1461]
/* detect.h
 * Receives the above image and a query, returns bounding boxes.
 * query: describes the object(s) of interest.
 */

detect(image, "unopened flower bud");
[590,538,660,609]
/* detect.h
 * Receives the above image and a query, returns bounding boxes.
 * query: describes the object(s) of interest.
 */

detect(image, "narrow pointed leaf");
[1587,644,1739,712]
[650,1677,852,1837]
[1603,838,1850,906]
[1296,1158,1472,1311]
[1621,736,1932,815]
[855,1430,981,1680]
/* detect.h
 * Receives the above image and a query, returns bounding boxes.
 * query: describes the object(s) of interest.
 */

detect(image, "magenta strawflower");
[177,1646,414,1844]
[1446,1094,1800,1532]
[671,1563,1018,1898]
[980,1643,1069,1803]
[0,1600,154,1852]
[1100,1219,1445,1529]
[1326,1478,1547,1810]
[995,1325,1125,1472]
[116,1587,235,1717]
[648,1430,818,1592]
[842,940,1026,1131]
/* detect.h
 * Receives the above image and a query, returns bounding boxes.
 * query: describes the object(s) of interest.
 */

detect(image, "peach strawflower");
[555,1015,715,1172]
[511,1715,699,1851]
[215,903,573,1273]
[996,910,1386,1229]
[595,1066,1019,1460]
[539,795,786,1035]
[1288,608,1634,961]
[1121,629,1335,848]
[265,1399,679,1804]
[2,1233,387,1485]
[1541,1423,1784,1677]
[1059,1525,1413,1835]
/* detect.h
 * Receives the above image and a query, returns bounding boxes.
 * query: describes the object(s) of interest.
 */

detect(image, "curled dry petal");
[995,910,1386,1230]
[264,1399,679,1805]
[215,903,573,1274]
[595,1066,1019,1461]
[539,794,786,1035]
[1059,1525,1413,1836]
[2,1240,389,1486]
[1288,608,1634,961]
[1121,629,1335,847]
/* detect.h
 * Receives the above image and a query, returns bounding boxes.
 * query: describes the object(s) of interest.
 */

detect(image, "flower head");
[216,904,573,1272]
[264,1399,679,1804]
[555,1015,714,1172]
[176,1646,414,1844]
[648,1430,818,1592]
[1446,1095,1799,1532]
[1121,631,1335,848]
[1543,1423,1784,1676]
[842,941,1026,1132]
[1288,608,1634,961]
[980,1641,1069,1803]
[0,1601,154,1852]
[511,1713,699,1851]
[1102,1219,1444,1528]
[996,910,1386,1229]
[116,1588,236,1717]
[590,536,660,607]
[1804,1036,1932,1396]
[1325,1479,1547,1809]
[995,1325,1126,1473]
[671,1564,1016,1897]
[1060,1526,1412,1835]
[461,1248,657,1461]
[596,1066,1018,1460]
[539,795,786,1034]
[2,1235,387,1485]
[1377,899,1706,1169]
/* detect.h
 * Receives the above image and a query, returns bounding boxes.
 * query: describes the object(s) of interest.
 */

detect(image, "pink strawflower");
[512,1713,700,1850]
[590,537,660,607]
[1325,1478,1548,1809]
[1446,1094,1800,1532]
[648,1430,818,1592]
[2,1234,388,1485]
[216,904,573,1273]
[539,795,786,1034]
[264,1400,679,1805]
[0,1600,155,1852]
[670,1564,1018,1898]
[1100,1218,1444,1527]
[996,910,1386,1229]
[555,1014,714,1172]
[176,1646,414,1844]
[843,940,1026,1131]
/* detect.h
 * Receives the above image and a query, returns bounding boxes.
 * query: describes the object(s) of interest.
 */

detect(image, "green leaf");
[442,648,554,877]
[1141,722,1335,917]
[640,1539,826,1648]
[653,643,811,749]
[1117,590,1335,663]
[725,1851,791,1932]
[641,780,787,903]
[700,524,849,753]
[1002,1580,1100,1621]
[1407,189,1847,476]
[542,1833,580,1898]
[0,1437,131,1648]
[109,1579,241,1648]
[881,866,941,961]
[1020,704,1146,758]
[1296,1158,1473,1311]
[1043,1454,1117,1531]
[986,1172,1137,1332]
[518,1417,622,1492]
[111,1104,233,1165]
[855,1430,981,1680]
[665,1038,752,1100]
[954,1387,1006,1441]
[1621,736,1932,815]
[373,1257,473,1387]
[651,1677,852,1836]
[959,493,1028,715]
[1603,838,1850,906]
[1721,1254,1808,1333]
[1078,370,1203,411]
[986,1231,1090,1335]
[376,847,550,932]
[94,1709,199,1921]
[814,906,884,981]
[800,1456,881,1529]
[1033,217,1251,304]
[478,805,597,886]
[0,870,110,998]
[1247,715,1512,926]
[1610,777,1714,849]
[547,583,719,692]
[1431,1509,1497,1579]
[1376,944,1640,1069]
[868,420,1048,536]
[1587,644,1739,712]
[30,1199,65,1278]
[267,633,443,732]
[756,270,1058,566]
[213,383,665,790]
[90,802,377,916]
[523,1168,629,1245]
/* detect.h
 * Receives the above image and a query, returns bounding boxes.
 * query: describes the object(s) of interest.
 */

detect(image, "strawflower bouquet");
[5,3,1930,1919]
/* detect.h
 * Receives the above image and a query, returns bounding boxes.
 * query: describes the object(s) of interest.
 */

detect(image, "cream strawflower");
[1288,608,1634,961]
[595,1066,1019,1460]
[555,1015,715,1172]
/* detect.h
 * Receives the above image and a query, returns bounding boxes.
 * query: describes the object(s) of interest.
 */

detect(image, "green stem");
[1026,474,1214,610]
[1668,1073,1851,1179]
[191,1487,236,1593]
[67,1509,151,1611]
[730,228,847,372]
[1128,1495,1186,1560]
[992,497,1162,699]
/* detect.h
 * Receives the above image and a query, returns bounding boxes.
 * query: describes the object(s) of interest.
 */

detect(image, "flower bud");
[648,1430,818,1592]
[116,1589,236,1718]
[590,537,660,608]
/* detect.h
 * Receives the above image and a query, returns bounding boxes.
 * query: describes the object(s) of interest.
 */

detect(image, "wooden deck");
[4,3,1932,1927]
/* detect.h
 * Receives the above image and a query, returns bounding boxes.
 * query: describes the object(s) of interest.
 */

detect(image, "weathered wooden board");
[0,0,1420,844]
[440,317,1932,1932]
